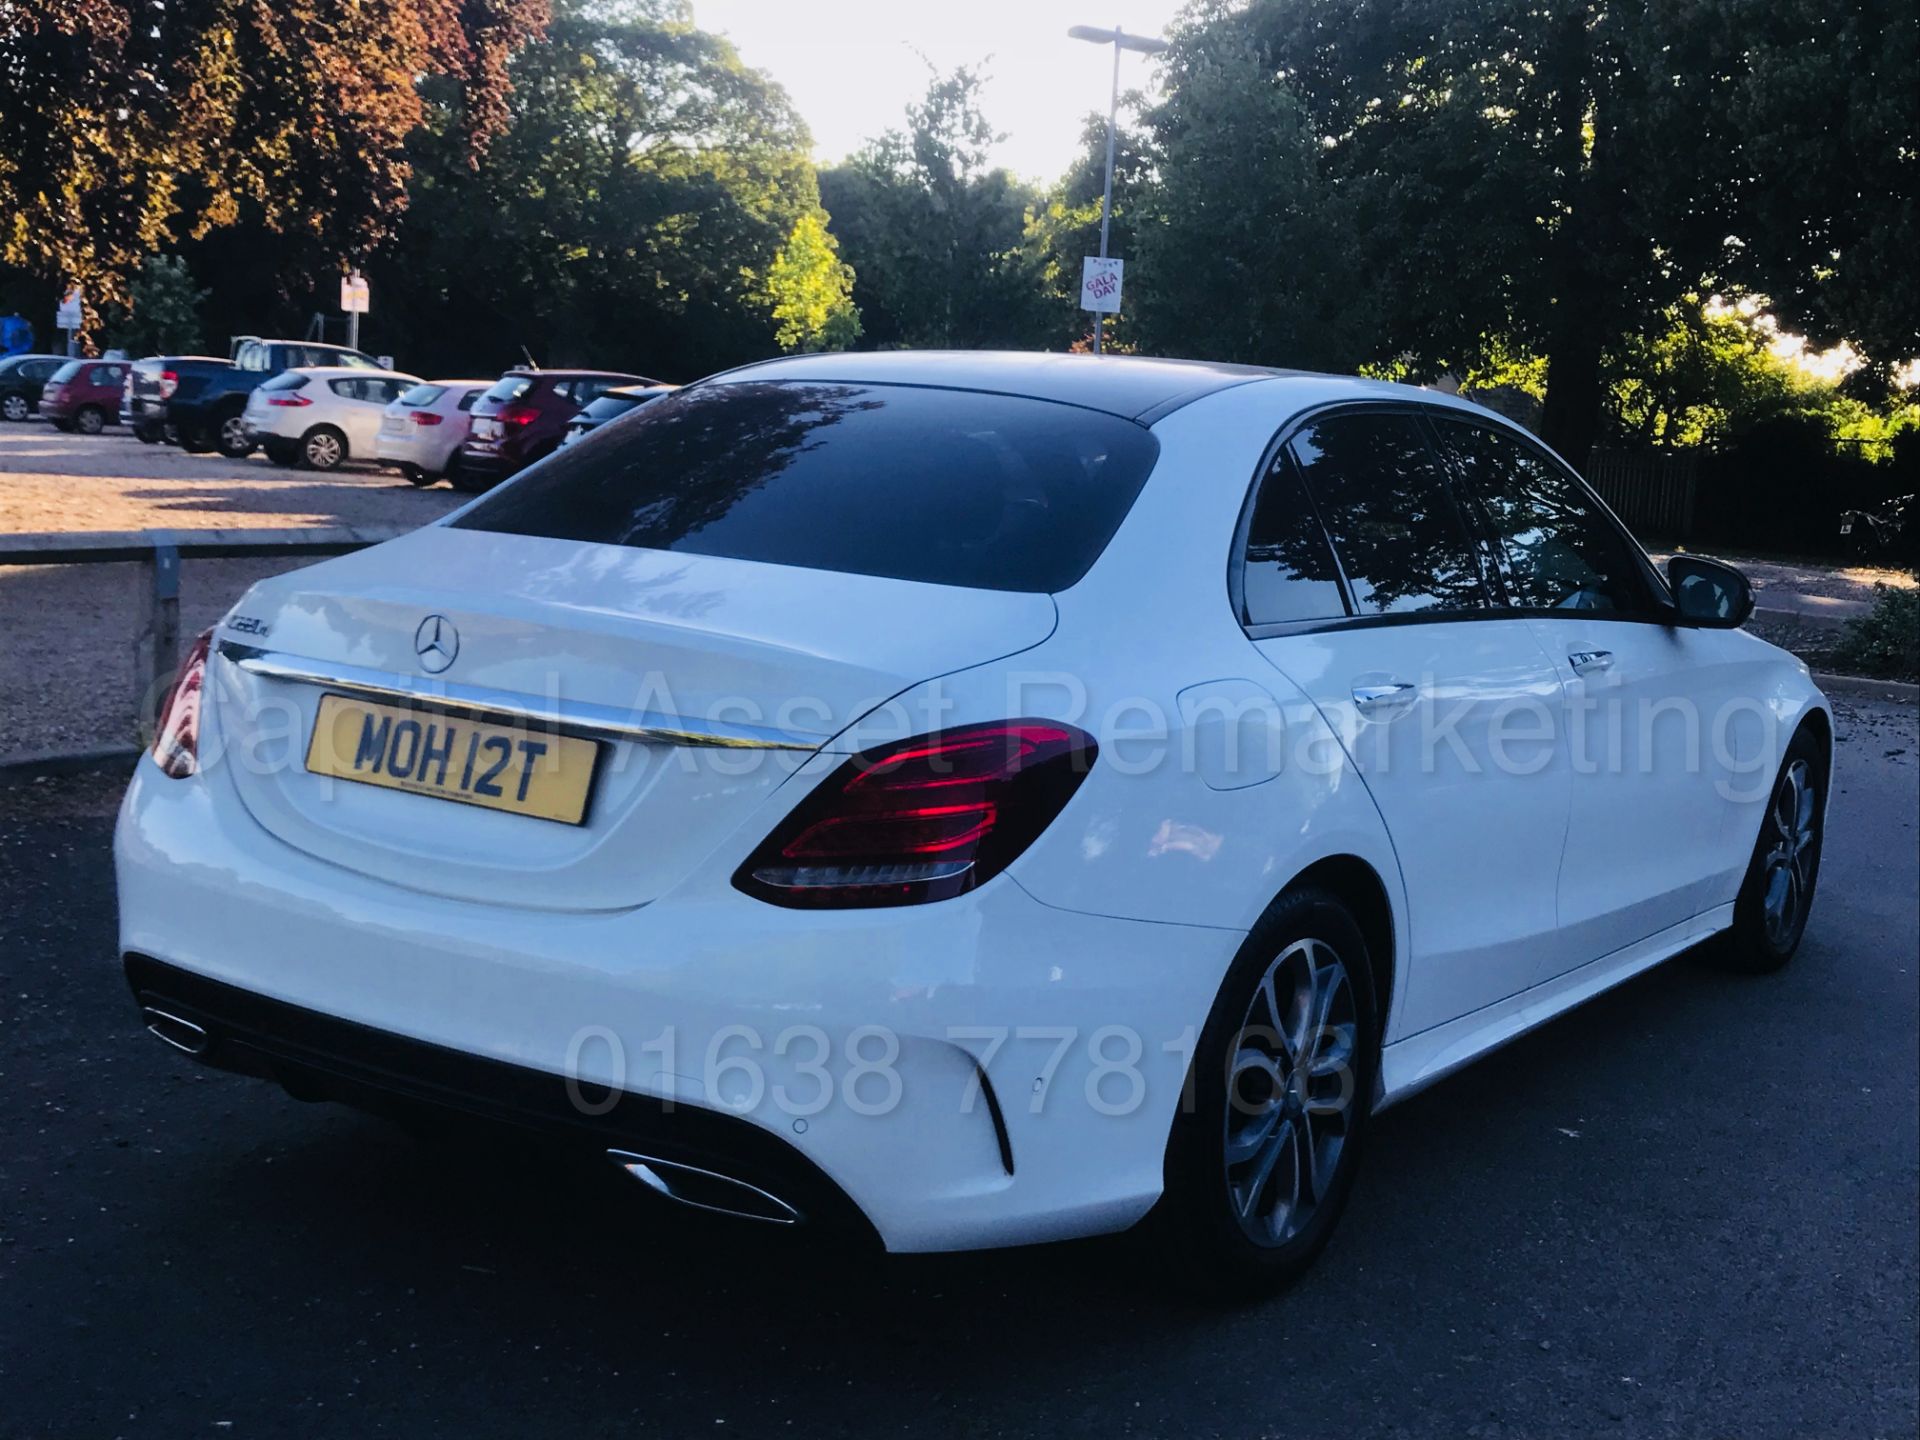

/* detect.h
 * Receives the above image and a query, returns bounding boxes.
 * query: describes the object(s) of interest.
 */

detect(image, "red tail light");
[266,393,311,407]
[410,410,444,426]
[158,369,179,399]
[151,630,213,778]
[734,721,1097,908]
[497,402,540,427]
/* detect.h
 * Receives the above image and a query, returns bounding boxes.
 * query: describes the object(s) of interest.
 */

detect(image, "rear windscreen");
[400,384,446,407]
[576,393,642,423]
[452,381,1161,593]
[49,361,86,383]
[482,376,534,403]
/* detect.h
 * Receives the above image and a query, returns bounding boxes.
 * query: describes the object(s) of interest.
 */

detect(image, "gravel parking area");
[1,424,461,760]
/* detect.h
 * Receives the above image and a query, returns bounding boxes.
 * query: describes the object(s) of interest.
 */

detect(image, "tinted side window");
[1435,421,1658,614]
[1287,413,1490,615]
[1240,453,1348,624]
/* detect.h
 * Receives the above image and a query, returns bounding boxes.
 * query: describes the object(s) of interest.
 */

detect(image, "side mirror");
[1666,555,1754,628]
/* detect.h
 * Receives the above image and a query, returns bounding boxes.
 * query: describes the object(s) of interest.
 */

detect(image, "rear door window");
[1239,452,1349,624]
[1285,412,1492,615]
[1433,419,1661,614]
[454,380,1161,593]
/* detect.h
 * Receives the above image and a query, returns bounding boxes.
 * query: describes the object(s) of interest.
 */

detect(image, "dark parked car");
[40,358,130,434]
[129,337,383,456]
[560,383,678,447]
[0,354,67,421]
[456,368,660,490]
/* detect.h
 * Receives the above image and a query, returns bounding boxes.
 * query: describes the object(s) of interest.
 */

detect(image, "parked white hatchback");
[118,352,1829,1292]
[376,379,491,487]
[246,366,421,470]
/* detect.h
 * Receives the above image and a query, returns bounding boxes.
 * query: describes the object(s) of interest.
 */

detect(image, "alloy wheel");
[219,415,252,455]
[1760,758,1820,949]
[304,431,344,469]
[2,395,28,421]
[77,407,105,435]
[1223,937,1359,1248]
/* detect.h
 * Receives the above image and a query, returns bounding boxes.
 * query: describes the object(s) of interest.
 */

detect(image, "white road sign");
[56,287,83,329]
[340,272,371,314]
[1079,257,1124,314]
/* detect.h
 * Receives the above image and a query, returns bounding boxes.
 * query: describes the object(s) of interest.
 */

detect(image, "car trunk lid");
[211,525,1056,910]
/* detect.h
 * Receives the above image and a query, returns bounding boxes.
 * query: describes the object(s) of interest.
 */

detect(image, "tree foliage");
[1144,0,1917,463]
[105,256,210,358]
[1131,16,1374,369]
[820,67,1051,350]
[766,213,861,353]
[0,0,548,328]
[373,0,825,377]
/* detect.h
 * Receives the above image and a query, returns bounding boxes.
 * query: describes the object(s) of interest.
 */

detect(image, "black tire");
[178,425,216,453]
[133,425,160,444]
[50,418,77,433]
[448,465,489,494]
[213,409,254,458]
[262,438,298,467]
[399,462,433,487]
[1149,886,1380,1298]
[75,405,106,436]
[298,425,347,471]
[1718,725,1828,974]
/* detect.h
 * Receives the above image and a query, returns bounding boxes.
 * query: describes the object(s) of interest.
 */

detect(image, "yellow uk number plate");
[305,694,600,825]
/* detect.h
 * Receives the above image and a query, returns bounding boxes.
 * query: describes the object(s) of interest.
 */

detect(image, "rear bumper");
[114,751,1237,1252]
[124,952,879,1239]
[453,446,518,483]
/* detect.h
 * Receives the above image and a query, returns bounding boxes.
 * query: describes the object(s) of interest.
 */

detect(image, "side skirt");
[1375,904,1734,1110]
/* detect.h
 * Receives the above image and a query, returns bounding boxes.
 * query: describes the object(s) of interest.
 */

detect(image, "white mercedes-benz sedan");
[116,352,1830,1291]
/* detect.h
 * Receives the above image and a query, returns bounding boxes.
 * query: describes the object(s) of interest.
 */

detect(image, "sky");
[689,0,1191,183]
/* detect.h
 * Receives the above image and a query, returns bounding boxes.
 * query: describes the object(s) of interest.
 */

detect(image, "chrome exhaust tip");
[142,1007,210,1056]
[606,1149,801,1225]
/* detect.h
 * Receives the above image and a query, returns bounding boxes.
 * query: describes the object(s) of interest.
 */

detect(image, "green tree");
[0,0,548,330]
[106,255,209,356]
[820,66,1052,350]
[1131,17,1374,369]
[377,0,822,377]
[766,213,861,352]
[1158,0,1918,464]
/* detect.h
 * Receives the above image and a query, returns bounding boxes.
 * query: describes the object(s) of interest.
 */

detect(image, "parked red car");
[454,367,661,491]
[41,358,131,434]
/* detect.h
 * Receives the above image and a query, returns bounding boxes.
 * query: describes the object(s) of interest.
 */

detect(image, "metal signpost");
[1067,25,1168,353]
[340,271,370,351]
[56,286,83,356]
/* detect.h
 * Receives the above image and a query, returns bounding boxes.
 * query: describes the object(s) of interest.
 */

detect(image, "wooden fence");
[1584,450,1701,542]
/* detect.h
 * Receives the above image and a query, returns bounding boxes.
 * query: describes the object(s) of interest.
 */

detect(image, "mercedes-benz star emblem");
[414,614,459,674]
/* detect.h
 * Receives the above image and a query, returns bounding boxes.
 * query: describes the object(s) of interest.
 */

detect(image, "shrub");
[1829,585,1920,681]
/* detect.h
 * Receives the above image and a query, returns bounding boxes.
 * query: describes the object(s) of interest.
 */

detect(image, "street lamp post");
[1068,24,1168,354]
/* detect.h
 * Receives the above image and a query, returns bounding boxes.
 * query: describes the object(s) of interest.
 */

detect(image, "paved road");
[3,701,1915,1439]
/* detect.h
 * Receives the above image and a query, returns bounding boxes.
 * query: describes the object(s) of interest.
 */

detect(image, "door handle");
[1568,649,1614,675]
[1351,681,1417,715]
